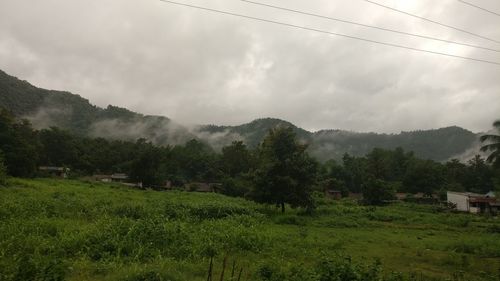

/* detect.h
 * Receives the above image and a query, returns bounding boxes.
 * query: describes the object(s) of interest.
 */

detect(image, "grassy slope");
[0,179,499,281]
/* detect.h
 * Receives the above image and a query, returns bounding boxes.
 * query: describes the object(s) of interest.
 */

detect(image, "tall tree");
[480,120,500,166]
[251,127,317,213]
[464,155,494,193]
[0,110,39,177]
[403,159,444,195]
[129,140,162,187]
[220,141,252,177]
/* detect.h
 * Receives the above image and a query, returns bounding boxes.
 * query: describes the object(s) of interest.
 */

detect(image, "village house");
[447,191,499,214]
[93,173,129,183]
[395,192,439,204]
[39,166,70,178]
[324,189,342,200]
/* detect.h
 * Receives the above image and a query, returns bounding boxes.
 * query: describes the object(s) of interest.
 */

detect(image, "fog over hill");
[0,69,480,162]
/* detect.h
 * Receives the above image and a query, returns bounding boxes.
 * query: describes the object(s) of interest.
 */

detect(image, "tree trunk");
[281,202,285,213]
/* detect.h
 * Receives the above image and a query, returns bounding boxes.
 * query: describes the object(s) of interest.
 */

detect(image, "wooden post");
[219,255,228,281]
[206,256,213,281]
[237,268,243,281]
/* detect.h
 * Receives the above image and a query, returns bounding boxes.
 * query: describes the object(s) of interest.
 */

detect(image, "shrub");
[0,150,7,186]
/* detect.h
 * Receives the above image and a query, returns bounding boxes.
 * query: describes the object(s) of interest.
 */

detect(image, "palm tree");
[480,120,500,165]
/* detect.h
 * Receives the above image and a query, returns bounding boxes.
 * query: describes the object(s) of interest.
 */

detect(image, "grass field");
[1,179,499,281]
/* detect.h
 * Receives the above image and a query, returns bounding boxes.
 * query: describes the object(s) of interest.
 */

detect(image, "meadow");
[0,179,499,281]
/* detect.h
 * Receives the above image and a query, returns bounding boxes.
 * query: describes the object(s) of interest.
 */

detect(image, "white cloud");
[0,0,499,133]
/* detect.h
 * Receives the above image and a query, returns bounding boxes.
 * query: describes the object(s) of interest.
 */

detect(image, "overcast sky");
[0,0,499,133]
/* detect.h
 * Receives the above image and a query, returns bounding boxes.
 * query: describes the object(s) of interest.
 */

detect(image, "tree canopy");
[250,127,318,212]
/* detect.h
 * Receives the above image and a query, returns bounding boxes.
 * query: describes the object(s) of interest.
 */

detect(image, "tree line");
[0,108,499,210]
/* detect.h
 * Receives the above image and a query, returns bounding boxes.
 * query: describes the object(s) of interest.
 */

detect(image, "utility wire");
[457,0,500,17]
[241,0,500,53]
[363,0,500,44]
[158,0,500,66]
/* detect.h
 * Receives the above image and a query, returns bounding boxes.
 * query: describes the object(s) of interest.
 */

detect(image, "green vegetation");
[0,150,7,186]
[1,178,500,281]
[1,69,500,280]
[250,127,317,212]
[1,109,497,199]
[481,120,500,167]
[0,69,479,162]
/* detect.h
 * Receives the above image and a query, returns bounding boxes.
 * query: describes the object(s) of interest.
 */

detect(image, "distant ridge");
[0,69,478,161]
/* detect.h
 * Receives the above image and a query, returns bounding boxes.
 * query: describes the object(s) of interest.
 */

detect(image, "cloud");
[0,0,499,133]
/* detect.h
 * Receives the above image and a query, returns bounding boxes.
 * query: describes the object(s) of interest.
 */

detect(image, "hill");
[0,69,196,144]
[0,69,479,161]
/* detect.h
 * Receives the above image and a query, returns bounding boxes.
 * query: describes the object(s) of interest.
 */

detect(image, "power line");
[363,0,500,44]
[158,0,500,66]
[458,0,500,17]
[241,0,500,53]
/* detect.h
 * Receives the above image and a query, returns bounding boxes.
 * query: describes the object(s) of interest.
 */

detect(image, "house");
[93,173,129,183]
[447,191,499,214]
[93,174,112,182]
[324,189,342,200]
[39,166,70,178]
[185,182,220,193]
[111,173,129,183]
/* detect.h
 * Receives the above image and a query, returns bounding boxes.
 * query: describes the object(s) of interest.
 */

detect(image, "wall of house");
[447,192,469,212]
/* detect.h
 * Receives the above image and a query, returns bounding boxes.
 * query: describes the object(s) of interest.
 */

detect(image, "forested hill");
[0,69,479,161]
[0,69,196,144]
[198,121,478,161]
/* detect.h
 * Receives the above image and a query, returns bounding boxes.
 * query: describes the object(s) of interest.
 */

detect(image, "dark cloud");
[0,0,499,133]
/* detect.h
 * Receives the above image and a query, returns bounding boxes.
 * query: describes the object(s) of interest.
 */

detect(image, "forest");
[1,108,499,210]
[0,69,479,162]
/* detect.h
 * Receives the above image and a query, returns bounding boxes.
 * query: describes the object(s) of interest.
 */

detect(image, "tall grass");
[0,178,499,280]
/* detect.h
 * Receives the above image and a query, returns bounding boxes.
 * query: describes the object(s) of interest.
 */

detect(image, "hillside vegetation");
[1,179,499,281]
[0,69,478,161]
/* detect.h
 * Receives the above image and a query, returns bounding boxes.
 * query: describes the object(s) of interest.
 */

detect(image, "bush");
[0,150,7,186]
[220,177,251,197]
[362,178,395,205]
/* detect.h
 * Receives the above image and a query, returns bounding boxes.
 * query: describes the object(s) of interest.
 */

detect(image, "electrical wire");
[457,0,500,17]
[241,0,500,53]
[158,0,500,66]
[363,0,500,44]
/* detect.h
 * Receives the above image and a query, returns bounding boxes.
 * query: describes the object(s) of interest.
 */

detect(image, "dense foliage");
[0,109,499,207]
[0,69,479,162]
[481,120,500,166]
[250,127,317,212]
[1,179,499,281]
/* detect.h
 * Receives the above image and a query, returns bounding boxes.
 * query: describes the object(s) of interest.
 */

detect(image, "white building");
[447,191,498,214]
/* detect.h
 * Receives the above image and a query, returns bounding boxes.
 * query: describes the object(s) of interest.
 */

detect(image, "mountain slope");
[309,127,477,161]
[0,69,196,143]
[0,69,479,161]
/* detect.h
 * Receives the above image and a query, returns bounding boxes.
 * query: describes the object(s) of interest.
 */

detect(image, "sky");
[0,0,499,133]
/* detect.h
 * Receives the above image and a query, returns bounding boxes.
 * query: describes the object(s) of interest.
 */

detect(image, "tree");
[403,159,444,195]
[342,153,367,193]
[480,120,500,167]
[220,141,252,177]
[251,127,317,213]
[464,155,494,193]
[0,149,7,186]
[39,127,79,168]
[362,178,395,205]
[129,141,162,187]
[0,110,39,177]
